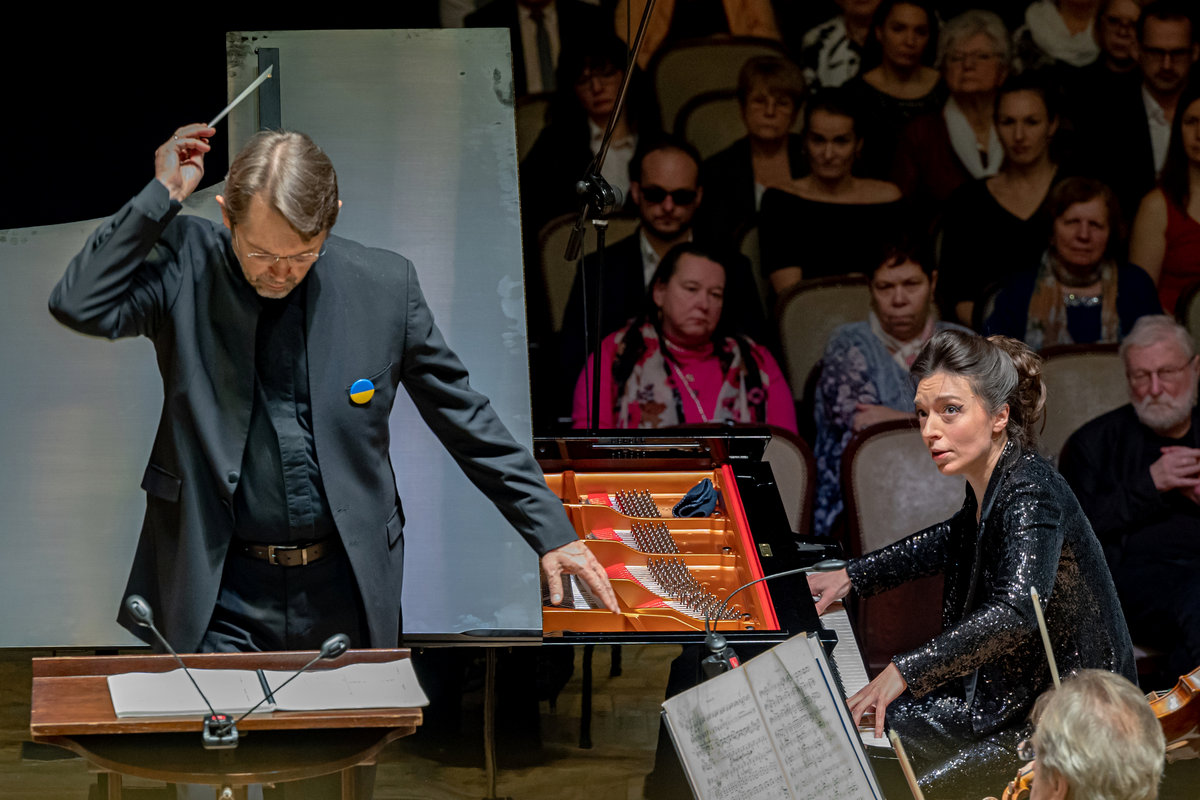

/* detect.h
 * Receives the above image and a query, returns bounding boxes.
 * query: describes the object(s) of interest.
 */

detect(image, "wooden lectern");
[30,649,423,799]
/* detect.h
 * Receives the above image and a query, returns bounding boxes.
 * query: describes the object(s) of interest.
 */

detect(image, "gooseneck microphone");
[124,594,238,749]
[124,595,350,749]
[220,632,350,735]
[701,559,849,679]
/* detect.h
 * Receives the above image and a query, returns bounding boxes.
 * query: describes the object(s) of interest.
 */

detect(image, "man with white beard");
[1061,314,1200,682]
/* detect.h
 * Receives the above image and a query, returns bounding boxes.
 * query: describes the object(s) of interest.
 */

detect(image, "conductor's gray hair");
[937,9,1012,70]
[910,330,1046,449]
[1119,315,1196,365]
[223,130,339,239]
[1034,669,1165,800]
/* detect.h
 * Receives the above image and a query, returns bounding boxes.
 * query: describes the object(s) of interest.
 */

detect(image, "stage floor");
[4,646,1198,799]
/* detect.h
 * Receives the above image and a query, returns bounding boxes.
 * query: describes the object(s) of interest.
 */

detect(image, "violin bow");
[1030,586,1061,689]
[888,730,927,800]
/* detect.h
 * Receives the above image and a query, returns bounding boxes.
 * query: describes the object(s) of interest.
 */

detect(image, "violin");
[1146,664,1200,743]
[998,762,1033,800]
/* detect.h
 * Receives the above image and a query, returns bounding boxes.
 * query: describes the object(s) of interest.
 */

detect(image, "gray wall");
[0,29,541,646]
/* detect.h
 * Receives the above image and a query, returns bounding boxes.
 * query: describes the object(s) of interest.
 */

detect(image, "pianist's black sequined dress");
[847,441,1135,794]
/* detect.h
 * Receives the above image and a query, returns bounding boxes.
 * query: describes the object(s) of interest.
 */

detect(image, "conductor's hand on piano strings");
[847,662,908,739]
[808,568,852,615]
[541,540,621,613]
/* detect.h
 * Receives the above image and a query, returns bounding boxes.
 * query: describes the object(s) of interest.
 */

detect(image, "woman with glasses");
[757,88,904,297]
[518,36,658,243]
[695,55,807,249]
[891,10,1010,220]
[1130,77,1200,316]
[984,177,1161,349]
[808,329,1135,796]
[571,242,796,431]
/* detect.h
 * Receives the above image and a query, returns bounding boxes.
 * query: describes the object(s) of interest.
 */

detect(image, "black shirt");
[232,282,336,544]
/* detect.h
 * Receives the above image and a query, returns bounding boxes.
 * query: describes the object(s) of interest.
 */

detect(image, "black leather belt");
[234,538,338,567]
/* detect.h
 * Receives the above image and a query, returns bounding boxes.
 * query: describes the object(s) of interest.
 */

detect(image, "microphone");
[124,594,239,749]
[701,558,848,679]
[219,633,351,737]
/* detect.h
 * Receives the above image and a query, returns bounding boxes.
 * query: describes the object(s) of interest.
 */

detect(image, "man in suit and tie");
[49,123,618,660]
[1083,0,1198,219]
[464,0,610,96]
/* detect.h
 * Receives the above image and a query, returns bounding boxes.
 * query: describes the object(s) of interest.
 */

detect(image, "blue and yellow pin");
[349,378,375,405]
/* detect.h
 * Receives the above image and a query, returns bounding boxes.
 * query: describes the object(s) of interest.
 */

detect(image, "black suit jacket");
[695,134,807,248]
[464,0,609,96]
[49,181,575,651]
[1079,80,1157,221]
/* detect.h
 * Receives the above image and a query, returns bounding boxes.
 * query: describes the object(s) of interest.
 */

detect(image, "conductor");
[49,123,618,653]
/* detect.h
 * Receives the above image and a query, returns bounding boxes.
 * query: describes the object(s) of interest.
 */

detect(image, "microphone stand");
[701,558,849,679]
[569,0,658,432]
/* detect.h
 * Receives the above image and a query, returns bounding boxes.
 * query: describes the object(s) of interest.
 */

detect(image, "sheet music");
[662,659,791,798]
[760,636,883,800]
[663,634,882,800]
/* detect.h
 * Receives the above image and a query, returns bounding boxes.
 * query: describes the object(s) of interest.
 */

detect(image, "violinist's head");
[1030,670,1164,800]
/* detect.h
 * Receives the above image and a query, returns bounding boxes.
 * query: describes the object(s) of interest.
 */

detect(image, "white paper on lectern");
[108,659,428,718]
[108,669,275,718]
[261,660,430,710]
[661,634,883,800]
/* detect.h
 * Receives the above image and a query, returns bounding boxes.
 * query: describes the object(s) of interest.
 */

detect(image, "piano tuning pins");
[615,489,661,518]
[631,521,679,554]
[645,556,740,621]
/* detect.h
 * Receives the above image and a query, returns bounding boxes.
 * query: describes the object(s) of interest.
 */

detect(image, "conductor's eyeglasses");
[234,231,326,268]
[639,186,698,205]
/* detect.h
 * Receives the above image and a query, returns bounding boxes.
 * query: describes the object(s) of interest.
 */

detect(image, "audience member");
[614,0,782,70]
[812,236,969,537]
[558,138,767,419]
[1059,0,1144,127]
[1013,0,1101,73]
[571,243,796,430]
[799,0,883,90]
[1081,0,1199,220]
[1026,670,1166,800]
[1130,77,1200,316]
[1060,315,1200,681]
[891,10,1011,221]
[939,73,1069,327]
[844,0,947,179]
[1094,0,1143,77]
[519,36,655,243]
[464,0,610,96]
[758,88,904,296]
[696,56,807,249]
[985,177,1161,349]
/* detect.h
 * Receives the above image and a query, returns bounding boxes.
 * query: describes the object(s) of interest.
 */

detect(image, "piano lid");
[535,426,772,473]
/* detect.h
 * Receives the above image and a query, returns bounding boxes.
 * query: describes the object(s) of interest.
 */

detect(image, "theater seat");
[1039,343,1126,465]
[843,420,962,676]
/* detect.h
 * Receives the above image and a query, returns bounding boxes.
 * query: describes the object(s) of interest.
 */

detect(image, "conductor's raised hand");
[542,539,620,613]
[847,662,908,739]
[154,124,215,203]
[807,567,851,615]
